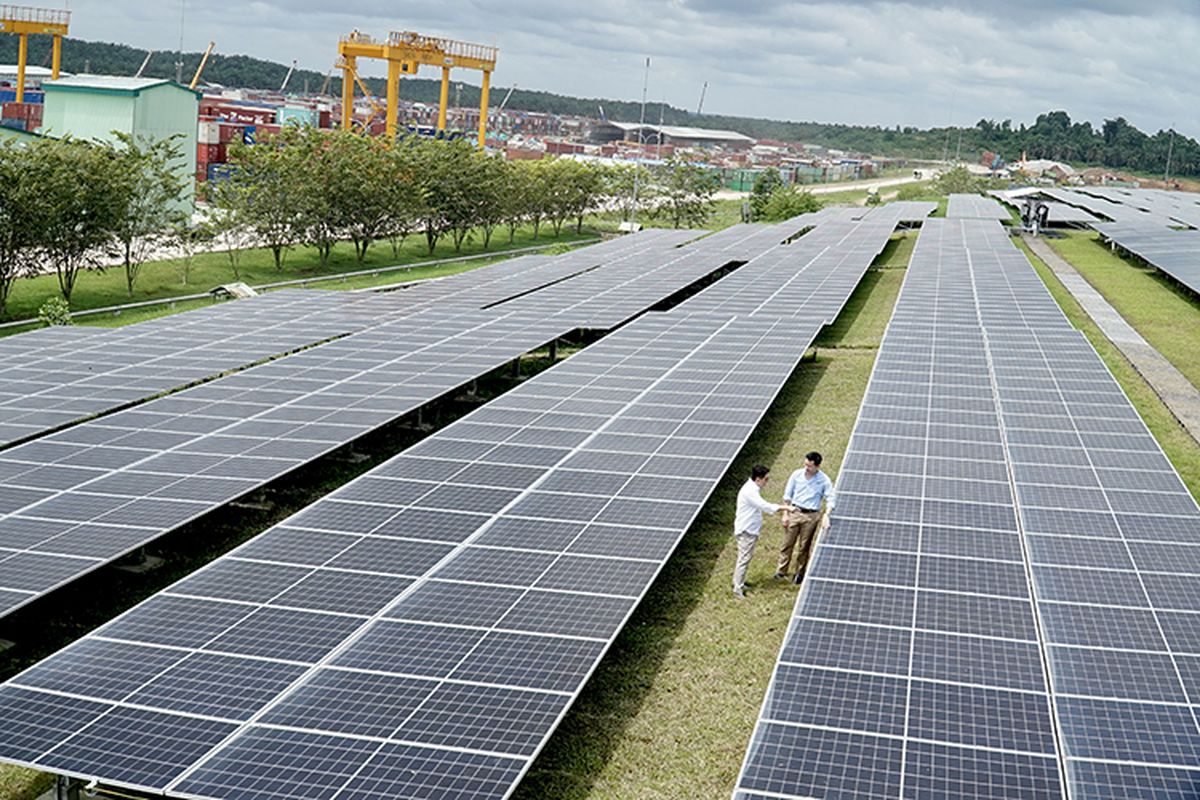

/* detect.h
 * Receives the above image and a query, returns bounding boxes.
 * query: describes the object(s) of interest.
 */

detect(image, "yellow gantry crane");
[0,4,69,103]
[338,30,498,147]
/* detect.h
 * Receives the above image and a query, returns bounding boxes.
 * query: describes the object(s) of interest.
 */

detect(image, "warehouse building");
[40,75,201,208]
[588,120,755,150]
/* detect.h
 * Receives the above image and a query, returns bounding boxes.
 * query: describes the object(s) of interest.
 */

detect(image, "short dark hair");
[751,464,770,480]
[805,451,823,466]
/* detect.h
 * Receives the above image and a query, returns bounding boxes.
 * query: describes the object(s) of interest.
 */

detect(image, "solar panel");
[677,209,926,321]
[734,218,1200,799]
[1094,223,1200,296]
[988,191,1099,224]
[0,308,825,798]
[945,193,1010,219]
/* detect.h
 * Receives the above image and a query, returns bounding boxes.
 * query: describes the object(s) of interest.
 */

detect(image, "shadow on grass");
[512,356,832,799]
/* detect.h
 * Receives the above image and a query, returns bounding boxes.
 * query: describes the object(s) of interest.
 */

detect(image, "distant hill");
[2,36,1198,175]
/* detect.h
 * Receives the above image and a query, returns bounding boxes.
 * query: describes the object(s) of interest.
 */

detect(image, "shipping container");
[198,120,221,144]
[218,122,243,144]
[277,106,319,127]
[197,143,226,164]
[208,163,235,183]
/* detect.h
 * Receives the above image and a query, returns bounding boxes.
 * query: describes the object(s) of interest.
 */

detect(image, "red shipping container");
[196,143,226,164]
[218,122,243,144]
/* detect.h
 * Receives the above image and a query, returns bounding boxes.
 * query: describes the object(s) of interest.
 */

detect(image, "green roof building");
[40,76,200,209]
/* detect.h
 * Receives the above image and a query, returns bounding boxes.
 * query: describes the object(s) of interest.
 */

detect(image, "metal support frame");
[0,5,70,103]
[337,30,496,146]
[438,66,450,131]
[477,69,491,147]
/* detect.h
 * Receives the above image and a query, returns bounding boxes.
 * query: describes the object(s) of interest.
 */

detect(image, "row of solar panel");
[735,218,1200,799]
[0,230,702,448]
[1095,223,1200,296]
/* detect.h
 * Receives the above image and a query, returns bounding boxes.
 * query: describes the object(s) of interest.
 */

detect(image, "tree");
[0,140,39,318]
[223,132,302,270]
[381,141,424,257]
[23,137,123,303]
[110,132,188,296]
[169,219,212,286]
[501,161,533,244]
[653,157,719,228]
[761,186,822,221]
[473,151,510,249]
[749,169,782,221]
[288,128,354,267]
[934,165,984,195]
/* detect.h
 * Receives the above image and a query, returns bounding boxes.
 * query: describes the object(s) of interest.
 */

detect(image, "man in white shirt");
[732,464,781,599]
[776,450,835,583]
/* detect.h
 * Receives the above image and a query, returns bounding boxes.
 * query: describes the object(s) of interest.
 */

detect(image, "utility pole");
[696,80,707,115]
[175,0,185,84]
[630,56,650,225]
[1164,123,1176,185]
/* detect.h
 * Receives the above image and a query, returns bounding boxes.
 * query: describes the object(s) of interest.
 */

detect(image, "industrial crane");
[0,4,69,103]
[337,29,497,147]
[189,40,214,90]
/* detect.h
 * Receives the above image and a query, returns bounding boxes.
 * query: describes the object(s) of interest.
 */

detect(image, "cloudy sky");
[69,1,1200,137]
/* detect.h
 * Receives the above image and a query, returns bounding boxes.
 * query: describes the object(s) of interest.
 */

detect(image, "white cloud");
[67,0,1200,137]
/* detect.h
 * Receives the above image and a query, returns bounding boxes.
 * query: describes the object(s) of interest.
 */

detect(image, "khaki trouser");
[778,508,822,574]
[733,532,758,592]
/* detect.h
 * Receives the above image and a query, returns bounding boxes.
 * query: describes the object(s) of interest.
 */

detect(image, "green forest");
[3,36,1198,175]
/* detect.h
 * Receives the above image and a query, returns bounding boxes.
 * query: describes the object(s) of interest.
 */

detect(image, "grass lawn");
[1020,240,1200,501]
[1042,230,1200,390]
[513,254,906,798]
[1,225,598,324]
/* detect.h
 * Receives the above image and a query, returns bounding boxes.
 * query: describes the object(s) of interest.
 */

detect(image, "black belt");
[794,507,819,513]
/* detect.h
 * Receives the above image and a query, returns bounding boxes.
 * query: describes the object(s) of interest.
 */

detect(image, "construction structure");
[0,4,68,103]
[338,30,497,146]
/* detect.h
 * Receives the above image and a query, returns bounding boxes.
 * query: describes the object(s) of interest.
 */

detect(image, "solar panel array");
[735,217,1200,799]
[0,291,366,447]
[379,228,702,312]
[494,219,807,329]
[1078,187,1200,229]
[0,205,902,798]
[945,193,1009,220]
[988,191,1099,224]
[677,203,934,321]
[0,309,581,617]
[1041,188,1175,227]
[1094,223,1200,296]
[0,233,696,450]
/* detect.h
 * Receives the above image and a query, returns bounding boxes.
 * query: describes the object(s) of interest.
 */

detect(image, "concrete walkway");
[1024,234,1200,445]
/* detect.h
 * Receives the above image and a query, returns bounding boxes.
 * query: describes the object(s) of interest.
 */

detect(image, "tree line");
[0,130,718,318]
[8,38,1198,176]
[212,128,718,273]
[0,134,185,317]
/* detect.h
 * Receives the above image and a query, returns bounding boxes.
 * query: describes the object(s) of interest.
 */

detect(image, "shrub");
[38,297,72,326]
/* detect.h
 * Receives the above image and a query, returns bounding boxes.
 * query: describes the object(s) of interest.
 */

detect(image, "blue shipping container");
[207,163,235,183]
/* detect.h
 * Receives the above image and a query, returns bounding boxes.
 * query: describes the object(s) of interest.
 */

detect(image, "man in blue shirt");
[776,451,834,583]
